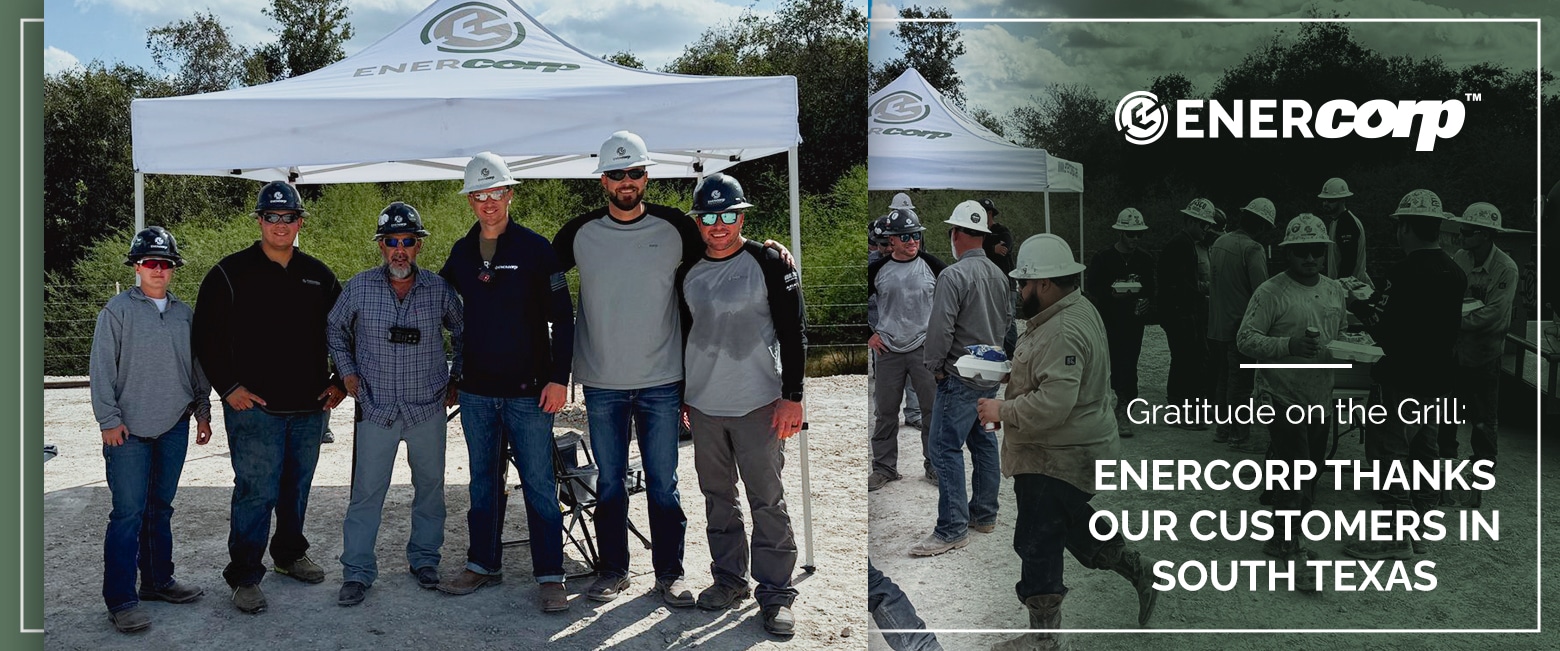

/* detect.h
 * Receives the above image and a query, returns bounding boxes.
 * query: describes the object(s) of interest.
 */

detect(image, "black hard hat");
[868,216,890,246]
[254,181,306,215]
[880,208,926,236]
[125,225,184,267]
[689,173,755,214]
[374,202,430,240]
[979,198,999,217]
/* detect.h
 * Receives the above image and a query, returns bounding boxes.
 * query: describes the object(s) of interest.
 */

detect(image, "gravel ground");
[868,326,1554,651]
[44,376,870,650]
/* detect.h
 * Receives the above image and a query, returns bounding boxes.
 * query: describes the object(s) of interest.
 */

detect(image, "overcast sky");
[45,0,843,75]
[868,0,1556,120]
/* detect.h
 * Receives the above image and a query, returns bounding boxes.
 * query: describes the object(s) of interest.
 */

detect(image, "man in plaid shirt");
[326,202,464,607]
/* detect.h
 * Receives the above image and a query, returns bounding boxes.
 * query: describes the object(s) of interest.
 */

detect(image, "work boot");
[1115,404,1134,438]
[1103,547,1159,627]
[868,471,897,492]
[991,593,1067,651]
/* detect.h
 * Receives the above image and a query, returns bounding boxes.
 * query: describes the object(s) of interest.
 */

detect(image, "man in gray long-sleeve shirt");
[90,226,211,632]
[867,208,945,491]
[910,201,1012,556]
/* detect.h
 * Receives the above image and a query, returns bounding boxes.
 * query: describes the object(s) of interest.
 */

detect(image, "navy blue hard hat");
[374,202,430,240]
[689,173,756,214]
[125,225,185,267]
[254,181,306,215]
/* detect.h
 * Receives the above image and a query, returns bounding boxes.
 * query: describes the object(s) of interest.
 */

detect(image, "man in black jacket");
[1154,198,1218,423]
[1344,189,1465,561]
[1086,208,1156,438]
[436,152,577,613]
[193,181,347,614]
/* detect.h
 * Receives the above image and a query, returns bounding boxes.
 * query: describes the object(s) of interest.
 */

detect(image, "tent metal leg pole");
[1044,191,1052,234]
[787,146,815,573]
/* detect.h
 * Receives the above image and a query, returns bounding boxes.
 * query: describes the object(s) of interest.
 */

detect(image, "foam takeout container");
[955,355,1011,381]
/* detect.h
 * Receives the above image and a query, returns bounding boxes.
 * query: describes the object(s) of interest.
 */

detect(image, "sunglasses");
[1289,245,1327,259]
[381,236,419,248]
[137,258,176,271]
[602,169,647,182]
[260,211,301,224]
[1459,228,1486,238]
[1122,232,1143,239]
[699,211,741,226]
[894,232,923,243]
[470,188,509,202]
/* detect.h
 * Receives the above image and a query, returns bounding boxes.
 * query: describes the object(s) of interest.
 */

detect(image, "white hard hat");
[890,192,916,210]
[1239,198,1277,226]
[1390,188,1451,219]
[1451,202,1504,231]
[594,130,658,174]
[1318,177,1353,199]
[944,200,991,233]
[460,151,518,195]
[1112,208,1147,231]
[1180,197,1218,224]
[1010,233,1086,279]
[1279,213,1334,246]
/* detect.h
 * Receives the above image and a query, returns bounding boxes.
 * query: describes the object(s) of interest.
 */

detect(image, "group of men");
[867,179,1519,649]
[866,195,1159,650]
[88,131,806,637]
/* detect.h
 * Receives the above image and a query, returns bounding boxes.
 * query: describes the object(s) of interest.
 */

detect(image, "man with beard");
[1236,213,1349,582]
[1345,189,1466,560]
[867,208,944,492]
[1209,198,1275,452]
[327,203,463,607]
[193,181,347,614]
[1440,202,1518,506]
[978,234,1158,650]
[438,153,576,612]
[1085,208,1156,438]
[1317,177,1373,288]
[1156,198,1218,424]
[552,131,704,606]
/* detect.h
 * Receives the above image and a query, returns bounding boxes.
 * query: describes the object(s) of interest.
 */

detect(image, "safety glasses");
[1459,228,1486,238]
[137,258,175,270]
[602,168,647,182]
[259,211,301,224]
[1289,244,1327,259]
[699,211,741,226]
[894,232,923,243]
[380,236,419,248]
[470,188,510,202]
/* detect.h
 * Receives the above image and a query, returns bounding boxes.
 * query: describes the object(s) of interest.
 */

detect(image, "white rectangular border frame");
[867,16,1547,633]
[20,15,42,636]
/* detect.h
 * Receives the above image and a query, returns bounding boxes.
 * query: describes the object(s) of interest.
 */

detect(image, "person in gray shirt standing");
[680,173,806,636]
[90,226,211,633]
[909,200,1012,557]
[867,208,945,491]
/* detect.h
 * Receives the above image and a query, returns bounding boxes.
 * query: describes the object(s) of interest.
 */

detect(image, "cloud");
[535,0,757,69]
[44,46,81,74]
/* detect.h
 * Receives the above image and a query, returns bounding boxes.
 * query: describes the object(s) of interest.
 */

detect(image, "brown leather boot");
[1105,547,1159,627]
[991,593,1067,651]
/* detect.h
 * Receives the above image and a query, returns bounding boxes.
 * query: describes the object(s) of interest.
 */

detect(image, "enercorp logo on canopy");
[869,91,952,140]
[353,1,580,77]
[1114,90,1465,152]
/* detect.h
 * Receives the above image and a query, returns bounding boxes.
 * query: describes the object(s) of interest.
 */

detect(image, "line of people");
[87,131,807,637]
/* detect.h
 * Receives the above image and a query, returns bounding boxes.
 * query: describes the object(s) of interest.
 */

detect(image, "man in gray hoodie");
[90,226,212,633]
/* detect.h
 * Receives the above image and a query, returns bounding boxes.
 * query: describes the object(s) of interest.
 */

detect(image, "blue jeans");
[868,560,943,651]
[457,391,564,582]
[102,420,189,612]
[222,406,325,588]
[583,382,686,580]
[929,376,1000,542]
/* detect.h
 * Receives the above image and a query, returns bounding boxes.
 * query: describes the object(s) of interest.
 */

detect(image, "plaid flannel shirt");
[327,265,464,427]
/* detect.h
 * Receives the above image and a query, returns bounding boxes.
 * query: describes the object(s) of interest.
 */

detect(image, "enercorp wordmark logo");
[1114,91,1466,152]
[422,2,526,53]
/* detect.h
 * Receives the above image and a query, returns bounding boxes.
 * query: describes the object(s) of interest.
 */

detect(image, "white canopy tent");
[866,68,1086,255]
[129,0,818,569]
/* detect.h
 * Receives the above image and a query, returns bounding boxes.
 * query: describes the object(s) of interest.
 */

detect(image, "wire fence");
[43,270,871,376]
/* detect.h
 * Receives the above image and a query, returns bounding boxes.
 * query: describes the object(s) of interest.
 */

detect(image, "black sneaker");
[411,566,440,590]
[338,581,368,607]
[586,573,631,602]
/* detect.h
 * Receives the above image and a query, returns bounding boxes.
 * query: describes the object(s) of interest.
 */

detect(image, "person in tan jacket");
[977,234,1159,650]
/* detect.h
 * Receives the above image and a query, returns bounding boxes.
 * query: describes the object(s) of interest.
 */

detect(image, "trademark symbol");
[1465,93,1482,101]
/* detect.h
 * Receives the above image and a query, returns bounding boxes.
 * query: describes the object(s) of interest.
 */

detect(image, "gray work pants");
[340,414,447,585]
[690,404,799,607]
[871,346,935,478]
